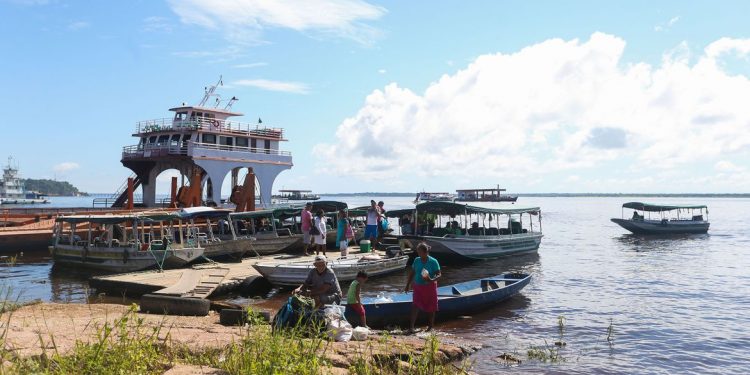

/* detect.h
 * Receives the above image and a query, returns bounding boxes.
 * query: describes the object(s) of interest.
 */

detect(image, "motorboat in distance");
[611,202,709,234]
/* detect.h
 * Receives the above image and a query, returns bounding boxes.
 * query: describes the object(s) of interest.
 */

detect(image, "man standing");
[365,200,381,248]
[377,200,387,245]
[404,242,441,333]
[293,255,342,309]
[301,202,314,256]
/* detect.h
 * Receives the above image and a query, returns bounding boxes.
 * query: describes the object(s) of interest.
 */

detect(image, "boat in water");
[50,212,205,273]
[391,201,543,260]
[0,157,49,205]
[611,202,710,234]
[253,253,409,287]
[455,185,517,202]
[344,273,531,328]
[272,189,320,201]
[413,192,455,203]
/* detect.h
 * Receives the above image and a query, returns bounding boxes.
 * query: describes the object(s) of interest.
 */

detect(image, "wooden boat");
[252,254,409,286]
[611,202,710,234]
[50,212,204,273]
[174,207,247,259]
[344,272,531,328]
[229,208,304,255]
[392,202,543,260]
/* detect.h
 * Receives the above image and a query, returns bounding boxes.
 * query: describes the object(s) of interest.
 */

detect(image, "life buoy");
[210,119,220,129]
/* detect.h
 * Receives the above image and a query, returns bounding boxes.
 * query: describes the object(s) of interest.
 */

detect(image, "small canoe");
[344,273,531,328]
[253,254,409,287]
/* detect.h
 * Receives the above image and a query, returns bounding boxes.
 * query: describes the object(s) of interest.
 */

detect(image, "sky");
[1,0,750,195]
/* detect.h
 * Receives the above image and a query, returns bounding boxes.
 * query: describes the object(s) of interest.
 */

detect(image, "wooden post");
[126,177,134,210]
[246,170,255,211]
[170,177,178,208]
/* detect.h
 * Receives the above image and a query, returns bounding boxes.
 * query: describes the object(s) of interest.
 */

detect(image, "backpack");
[310,223,321,235]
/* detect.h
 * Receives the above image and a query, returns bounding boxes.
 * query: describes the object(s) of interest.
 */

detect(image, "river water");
[2,195,749,374]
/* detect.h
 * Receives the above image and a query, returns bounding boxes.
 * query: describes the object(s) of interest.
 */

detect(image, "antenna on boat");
[224,96,238,111]
[198,75,223,107]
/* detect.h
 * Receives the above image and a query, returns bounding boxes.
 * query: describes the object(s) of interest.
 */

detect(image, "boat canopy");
[229,207,302,220]
[384,202,540,217]
[622,202,708,212]
[175,207,233,219]
[310,200,348,212]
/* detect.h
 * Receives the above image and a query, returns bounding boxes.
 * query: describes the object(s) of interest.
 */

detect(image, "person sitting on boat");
[400,214,413,235]
[293,255,343,309]
[404,242,441,333]
[632,211,643,221]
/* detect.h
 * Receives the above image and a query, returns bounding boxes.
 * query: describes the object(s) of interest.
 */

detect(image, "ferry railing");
[135,118,284,139]
[122,142,291,159]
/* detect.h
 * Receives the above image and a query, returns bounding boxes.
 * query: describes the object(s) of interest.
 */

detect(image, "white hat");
[314,255,327,263]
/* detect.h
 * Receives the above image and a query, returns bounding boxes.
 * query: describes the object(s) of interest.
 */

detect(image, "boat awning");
[310,201,348,212]
[175,207,233,219]
[385,208,415,218]
[229,207,302,220]
[622,202,708,212]
[414,201,540,216]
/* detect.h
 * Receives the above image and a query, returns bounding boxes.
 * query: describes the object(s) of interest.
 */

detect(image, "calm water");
[2,196,750,374]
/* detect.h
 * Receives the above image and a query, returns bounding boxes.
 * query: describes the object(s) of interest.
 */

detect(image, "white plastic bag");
[352,326,370,341]
[326,318,353,342]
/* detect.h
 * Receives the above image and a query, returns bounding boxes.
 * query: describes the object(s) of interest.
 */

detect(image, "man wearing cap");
[300,202,314,256]
[293,255,342,308]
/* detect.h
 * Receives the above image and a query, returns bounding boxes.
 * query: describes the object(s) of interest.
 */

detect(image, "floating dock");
[89,250,373,298]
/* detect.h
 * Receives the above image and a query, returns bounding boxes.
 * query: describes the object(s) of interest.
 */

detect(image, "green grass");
[0,304,469,375]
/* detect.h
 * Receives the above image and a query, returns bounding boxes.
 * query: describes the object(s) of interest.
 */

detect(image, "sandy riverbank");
[1,303,476,374]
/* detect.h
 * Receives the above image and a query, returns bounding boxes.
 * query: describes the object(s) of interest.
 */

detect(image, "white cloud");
[53,162,80,173]
[378,69,386,74]
[233,79,309,94]
[655,15,680,32]
[714,160,744,172]
[142,16,173,33]
[167,0,386,45]
[232,62,268,68]
[67,21,90,30]
[314,33,750,190]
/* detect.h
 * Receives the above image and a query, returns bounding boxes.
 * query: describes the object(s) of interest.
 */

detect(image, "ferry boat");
[611,202,710,234]
[391,201,543,260]
[0,157,49,205]
[50,212,205,273]
[455,186,517,202]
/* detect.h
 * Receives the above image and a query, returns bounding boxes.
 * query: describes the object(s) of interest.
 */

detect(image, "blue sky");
[1,0,749,195]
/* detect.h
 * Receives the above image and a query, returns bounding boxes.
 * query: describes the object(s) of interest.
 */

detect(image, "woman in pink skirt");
[404,242,441,333]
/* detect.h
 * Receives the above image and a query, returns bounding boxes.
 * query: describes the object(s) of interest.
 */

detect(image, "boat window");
[174,112,188,121]
[202,134,216,144]
[170,134,181,142]
[264,140,271,154]
[251,138,257,150]
[157,135,169,145]
[148,136,157,144]
[220,136,233,146]
[236,137,248,147]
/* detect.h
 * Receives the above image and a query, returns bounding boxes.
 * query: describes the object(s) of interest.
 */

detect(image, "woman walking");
[404,242,441,333]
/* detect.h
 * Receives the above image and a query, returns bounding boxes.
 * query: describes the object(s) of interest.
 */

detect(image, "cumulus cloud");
[67,21,90,30]
[53,162,80,173]
[233,79,309,94]
[314,33,750,190]
[167,0,386,45]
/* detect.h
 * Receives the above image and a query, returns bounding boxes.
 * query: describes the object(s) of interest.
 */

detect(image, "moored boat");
[344,272,531,328]
[228,207,304,255]
[392,202,543,260]
[50,212,205,273]
[611,202,710,234]
[253,254,409,287]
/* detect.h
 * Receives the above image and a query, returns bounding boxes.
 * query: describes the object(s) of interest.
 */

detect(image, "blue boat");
[344,273,531,328]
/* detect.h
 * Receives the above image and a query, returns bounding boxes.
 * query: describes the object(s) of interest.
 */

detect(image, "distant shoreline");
[320,192,750,198]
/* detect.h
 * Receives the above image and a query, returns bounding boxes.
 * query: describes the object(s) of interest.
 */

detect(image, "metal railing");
[122,142,292,159]
[135,118,285,139]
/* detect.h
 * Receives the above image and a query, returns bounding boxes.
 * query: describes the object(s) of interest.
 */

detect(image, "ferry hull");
[611,218,710,234]
[398,232,543,260]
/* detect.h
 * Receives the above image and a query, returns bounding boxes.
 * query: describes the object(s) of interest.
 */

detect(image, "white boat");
[611,202,709,234]
[50,212,205,273]
[414,192,455,203]
[253,254,409,286]
[391,202,543,260]
[0,157,49,205]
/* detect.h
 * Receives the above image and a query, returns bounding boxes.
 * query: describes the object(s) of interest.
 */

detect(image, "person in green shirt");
[346,270,369,328]
[404,242,441,333]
